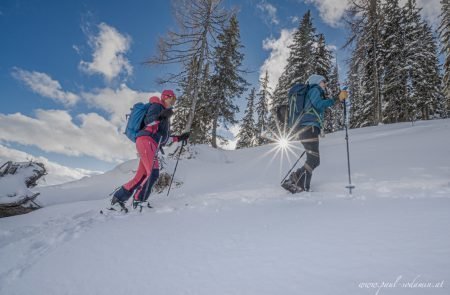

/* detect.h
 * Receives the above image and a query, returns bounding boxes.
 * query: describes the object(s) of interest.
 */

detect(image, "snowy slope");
[1,119,449,295]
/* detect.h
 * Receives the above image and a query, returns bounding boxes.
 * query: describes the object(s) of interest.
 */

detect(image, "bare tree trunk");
[184,1,213,133]
[211,115,218,148]
[370,0,382,124]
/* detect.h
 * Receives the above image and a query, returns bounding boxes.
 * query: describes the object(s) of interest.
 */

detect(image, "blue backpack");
[287,83,310,128]
[124,102,150,142]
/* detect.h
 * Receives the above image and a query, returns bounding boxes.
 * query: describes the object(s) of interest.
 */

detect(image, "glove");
[174,132,190,144]
[178,132,190,143]
[158,108,174,120]
[338,90,348,101]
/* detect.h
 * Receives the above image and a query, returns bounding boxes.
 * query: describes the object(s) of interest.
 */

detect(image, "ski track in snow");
[2,185,445,291]
[0,186,352,290]
[0,210,97,288]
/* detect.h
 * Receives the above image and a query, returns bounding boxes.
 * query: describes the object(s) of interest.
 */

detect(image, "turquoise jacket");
[299,85,337,130]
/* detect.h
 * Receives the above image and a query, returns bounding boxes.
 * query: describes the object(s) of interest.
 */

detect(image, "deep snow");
[1,119,449,295]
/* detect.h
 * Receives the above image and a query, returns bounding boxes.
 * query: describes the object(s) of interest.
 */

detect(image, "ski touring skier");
[109,90,190,212]
[281,74,348,193]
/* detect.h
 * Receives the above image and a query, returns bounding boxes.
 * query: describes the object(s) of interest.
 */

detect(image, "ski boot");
[110,196,129,213]
[281,172,304,194]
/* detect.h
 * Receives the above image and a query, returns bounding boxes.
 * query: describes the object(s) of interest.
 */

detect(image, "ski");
[100,204,128,215]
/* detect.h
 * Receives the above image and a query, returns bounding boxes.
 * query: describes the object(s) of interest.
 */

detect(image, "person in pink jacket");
[111,90,189,211]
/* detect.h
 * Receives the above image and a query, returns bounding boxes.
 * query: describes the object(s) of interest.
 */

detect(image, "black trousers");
[294,126,320,190]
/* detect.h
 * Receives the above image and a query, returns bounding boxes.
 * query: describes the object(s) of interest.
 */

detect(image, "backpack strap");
[303,85,324,129]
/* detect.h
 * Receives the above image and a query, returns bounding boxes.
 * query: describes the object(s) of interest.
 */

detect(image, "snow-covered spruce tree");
[439,0,450,114]
[236,88,257,149]
[402,0,425,122]
[324,62,344,133]
[210,14,248,148]
[147,0,229,140]
[346,34,379,128]
[193,63,214,143]
[172,57,197,135]
[414,22,446,119]
[380,0,408,123]
[313,33,333,78]
[288,10,317,86]
[256,71,271,145]
[172,58,213,144]
[345,0,383,126]
[271,10,317,115]
[314,33,334,133]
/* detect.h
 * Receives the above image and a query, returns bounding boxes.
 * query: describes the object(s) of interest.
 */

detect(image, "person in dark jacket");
[283,74,348,193]
[111,90,189,209]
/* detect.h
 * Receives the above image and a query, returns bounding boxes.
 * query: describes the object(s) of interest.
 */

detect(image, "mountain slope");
[1,119,449,295]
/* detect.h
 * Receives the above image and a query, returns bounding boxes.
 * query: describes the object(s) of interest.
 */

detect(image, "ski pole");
[280,150,306,184]
[342,90,355,194]
[167,140,186,196]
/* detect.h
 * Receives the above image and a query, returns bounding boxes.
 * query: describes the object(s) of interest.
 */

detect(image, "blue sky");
[0,0,442,184]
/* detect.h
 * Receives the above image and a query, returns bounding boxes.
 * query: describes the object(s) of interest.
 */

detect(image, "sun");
[257,117,306,178]
[277,137,289,149]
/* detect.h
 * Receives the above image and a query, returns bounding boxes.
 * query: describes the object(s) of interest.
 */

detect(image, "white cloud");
[81,84,159,128]
[0,109,135,163]
[72,44,81,55]
[260,29,296,92]
[403,0,442,27]
[0,144,101,186]
[257,1,279,25]
[304,0,349,27]
[303,0,442,28]
[326,44,337,52]
[290,16,300,24]
[12,68,79,106]
[80,23,132,82]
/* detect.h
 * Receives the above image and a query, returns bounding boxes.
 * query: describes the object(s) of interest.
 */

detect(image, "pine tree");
[380,0,408,123]
[313,34,332,78]
[172,58,198,135]
[256,71,271,145]
[414,23,445,119]
[439,0,450,114]
[271,10,317,114]
[194,63,214,143]
[210,15,248,148]
[347,33,378,128]
[402,0,424,122]
[345,0,383,127]
[324,62,344,133]
[236,88,257,149]
[287,10,316,86]
[172,59,213,144]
